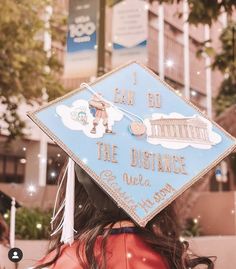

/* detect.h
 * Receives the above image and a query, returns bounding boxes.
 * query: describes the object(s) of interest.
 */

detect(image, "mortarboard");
[28,61,236,244]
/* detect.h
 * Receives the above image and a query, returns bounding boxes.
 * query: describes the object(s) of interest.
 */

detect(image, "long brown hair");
[35,165,214,269]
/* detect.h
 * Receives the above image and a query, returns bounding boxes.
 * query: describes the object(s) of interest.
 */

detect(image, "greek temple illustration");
[148,116,211,145]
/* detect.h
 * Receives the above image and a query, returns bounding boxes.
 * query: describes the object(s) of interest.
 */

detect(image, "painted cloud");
[144,113,222,149]
[56,99,123,138]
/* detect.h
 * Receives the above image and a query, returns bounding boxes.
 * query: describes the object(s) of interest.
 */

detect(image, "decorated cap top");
[28,61,236,227]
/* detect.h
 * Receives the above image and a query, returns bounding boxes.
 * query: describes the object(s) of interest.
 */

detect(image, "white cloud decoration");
[56,99,123,138]
[144,113,222,149]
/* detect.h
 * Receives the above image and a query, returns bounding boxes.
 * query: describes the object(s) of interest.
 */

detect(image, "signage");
[112,0,148,68]
[64,0,98,78]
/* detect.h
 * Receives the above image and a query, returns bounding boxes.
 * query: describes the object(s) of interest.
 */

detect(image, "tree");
[152,0,236,25]
[106,0,122,6]
[152,0,236,114]
[0,0,66,138]
[213,22,236,114]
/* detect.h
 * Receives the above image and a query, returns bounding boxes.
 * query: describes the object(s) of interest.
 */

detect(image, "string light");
[36,223,42,229]
[224,73,229,79]
[166,59,174,68]
[57,153,61,158]
[127,252,132,259]
[191,90,197,97]
[197,71,200,75]
[27,184,36,196]
[41,157,46,164]
[144,3,149,10]
[175,89,182,96]
[82,158,88,164]
[44,65,51,74]
[193,218,198,224]
[50,171,56,178]
[3,213,9,219]
[19,158,26,164]
[22,147,26,151]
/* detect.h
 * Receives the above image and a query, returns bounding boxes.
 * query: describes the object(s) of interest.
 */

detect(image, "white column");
[25,140,48,187]
[158,4,164,80]
[38,135,48,186]
[43,5,53,57]
[204,25,212,119]
[10,198,16,248]
[183,0,190,100]
[38,5,52,186]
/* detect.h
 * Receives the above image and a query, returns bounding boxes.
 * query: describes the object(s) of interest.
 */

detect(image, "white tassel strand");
[51,164,68,230]
[60,158,76,245]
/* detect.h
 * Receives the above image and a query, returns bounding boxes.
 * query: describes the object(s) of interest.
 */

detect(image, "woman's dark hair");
[35,164,214,269]
[0,214,9,246]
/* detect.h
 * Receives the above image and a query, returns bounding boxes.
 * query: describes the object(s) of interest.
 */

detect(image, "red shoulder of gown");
[37,232,169,269]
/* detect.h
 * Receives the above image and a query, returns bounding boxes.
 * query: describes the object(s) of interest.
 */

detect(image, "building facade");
[0,0,233,201]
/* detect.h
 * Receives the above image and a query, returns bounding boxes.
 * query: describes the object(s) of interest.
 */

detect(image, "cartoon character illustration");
[70,107,88,125]
[89,94,112,134]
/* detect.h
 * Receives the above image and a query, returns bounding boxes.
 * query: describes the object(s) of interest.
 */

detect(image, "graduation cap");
[28,61,236,244]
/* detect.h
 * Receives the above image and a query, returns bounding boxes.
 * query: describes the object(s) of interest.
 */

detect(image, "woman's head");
[36,164,214,269]
[54,165,180,239]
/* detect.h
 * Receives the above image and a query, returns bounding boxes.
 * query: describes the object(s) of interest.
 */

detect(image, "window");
[0,137,26,183]
[0,155,25,183]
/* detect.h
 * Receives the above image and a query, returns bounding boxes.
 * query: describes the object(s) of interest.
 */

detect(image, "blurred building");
[0,0,234,207]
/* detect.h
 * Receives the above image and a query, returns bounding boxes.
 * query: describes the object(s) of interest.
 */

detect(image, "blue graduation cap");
[28,62,236,230]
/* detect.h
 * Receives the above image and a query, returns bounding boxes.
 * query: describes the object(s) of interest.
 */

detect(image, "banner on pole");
[112,0,148,68]
[64,0,98,78]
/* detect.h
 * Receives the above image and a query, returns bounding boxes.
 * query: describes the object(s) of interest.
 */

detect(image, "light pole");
[97,0,106,77]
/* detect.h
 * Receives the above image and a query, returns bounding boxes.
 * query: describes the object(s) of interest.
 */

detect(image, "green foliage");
[195,21,236,115]
[5,208,52,240]
[152,0,236,25]
[196,39,215,58]
[214,77,236,115]
[106,0,122,7]
[0,0,66,138]
[187,0,231,25]
[155,0,236,115]
[213,22,236,115]
[230,153,236,180]
[182,218,201,237]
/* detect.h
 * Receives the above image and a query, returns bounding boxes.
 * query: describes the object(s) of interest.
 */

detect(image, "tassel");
[60,158,76,245]
[51,164,68,231]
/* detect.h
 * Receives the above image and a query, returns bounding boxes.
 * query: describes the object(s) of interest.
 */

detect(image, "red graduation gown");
[38,231,169,269]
